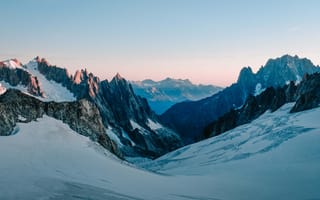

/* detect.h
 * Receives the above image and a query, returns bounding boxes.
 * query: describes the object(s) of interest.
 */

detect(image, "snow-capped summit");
[0,58,23,69]
[131,78,222,114]
[0,56,183,159]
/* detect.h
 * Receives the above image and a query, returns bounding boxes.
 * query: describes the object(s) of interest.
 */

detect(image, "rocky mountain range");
[204,72,320,138]
[131,78,222,114]
[0,89,121,157]
[1,54,319,159]
[0,57,182,159]
[160,55,320,144]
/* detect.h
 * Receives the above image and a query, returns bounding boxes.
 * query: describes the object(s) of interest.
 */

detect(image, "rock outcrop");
[0,89,121,157]
[161,55,320,143]
[0,60,43,96]
[204,73,320,138]
[0,57,182,159]
[290,73,320,112]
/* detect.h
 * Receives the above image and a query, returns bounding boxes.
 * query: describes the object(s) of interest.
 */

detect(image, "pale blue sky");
[1,0,320,86]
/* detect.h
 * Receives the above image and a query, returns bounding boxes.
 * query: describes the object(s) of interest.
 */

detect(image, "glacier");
[0,103,320,199]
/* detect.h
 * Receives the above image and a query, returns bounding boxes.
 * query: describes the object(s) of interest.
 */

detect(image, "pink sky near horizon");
[6,51,319,87]
[1,1,320,87]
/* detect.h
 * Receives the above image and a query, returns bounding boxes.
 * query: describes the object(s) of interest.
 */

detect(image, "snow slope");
[146,103,320,199]
[0,59,75,102]
[1,59,23,69]
[25,60,76,102]
[0,116,217,200]
[1,104,320,199]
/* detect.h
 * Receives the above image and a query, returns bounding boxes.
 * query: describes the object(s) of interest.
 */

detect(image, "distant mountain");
[0,57,183,158]
[131,78,222,114]
[160,55,320,144]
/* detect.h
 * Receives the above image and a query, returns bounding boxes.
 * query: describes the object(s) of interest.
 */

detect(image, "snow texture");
[0,83,6,95]
[147,118,163,130]
[0,80,29,94]
[1,104,320,199]
[2,59,22,69]
[25,60,76,102]
[254,83,265,96]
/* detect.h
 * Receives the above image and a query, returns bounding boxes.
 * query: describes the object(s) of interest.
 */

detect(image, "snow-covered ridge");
[131,78,222,114]
[24,59,76,102]
[0,115,223,200]
[0,59,22,69]
[0,58,76,102]
[1,104,320,199]
[149,103,320,170]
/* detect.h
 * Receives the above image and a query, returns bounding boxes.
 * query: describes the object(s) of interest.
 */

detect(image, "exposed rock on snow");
[1,103,320,200]
[0,57,183,158]
[204,73,320,138]
[161,55,320,144]
[0,89,120,157]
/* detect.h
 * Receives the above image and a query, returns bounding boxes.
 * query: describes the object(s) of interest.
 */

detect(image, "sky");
[1,0,320,86]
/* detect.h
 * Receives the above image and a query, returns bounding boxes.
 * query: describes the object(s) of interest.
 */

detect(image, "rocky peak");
[161,55,320,144]
[0,59,43,97]
[73,70,83,84]
[0,89,121,157]
[73,69,89,84]
[257,55,320,87]
[114,72,123,80]
[237,67,255,85]
[0,57,183,159]
[108,74,152,124]
[204,73,320,139]
[35,56,50,66]
[0,58,23,69]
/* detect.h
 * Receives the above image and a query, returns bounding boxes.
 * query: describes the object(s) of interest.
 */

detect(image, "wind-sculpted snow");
[1,104,320,199]
[148,104,319,174]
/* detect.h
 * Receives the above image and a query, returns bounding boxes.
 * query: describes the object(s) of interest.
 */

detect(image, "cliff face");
[161,55,320,143]
[0,57,182,158]
[0,89,121,157]
[204,73,320,138]
[0,62,43,97]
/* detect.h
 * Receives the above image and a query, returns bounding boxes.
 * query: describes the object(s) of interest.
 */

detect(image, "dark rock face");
[204,73,320,138]
[23,58,182,158]
[290,73,320,112]
[256,55,319,88]
[203,87,288,138]
[161,55,320,144]
[0,63,43,97]
[0,89,121,157]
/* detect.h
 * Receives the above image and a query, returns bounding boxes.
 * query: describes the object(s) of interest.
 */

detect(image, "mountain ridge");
[0,57,183,158]
[160,54,320,143]
[131,77,222,114]
[204,72,320,139]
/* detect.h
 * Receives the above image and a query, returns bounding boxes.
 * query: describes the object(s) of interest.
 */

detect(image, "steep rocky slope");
[204,73,320,138]
[0,57,182,158]
[0,89,120,157]
[161,55,320,143]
